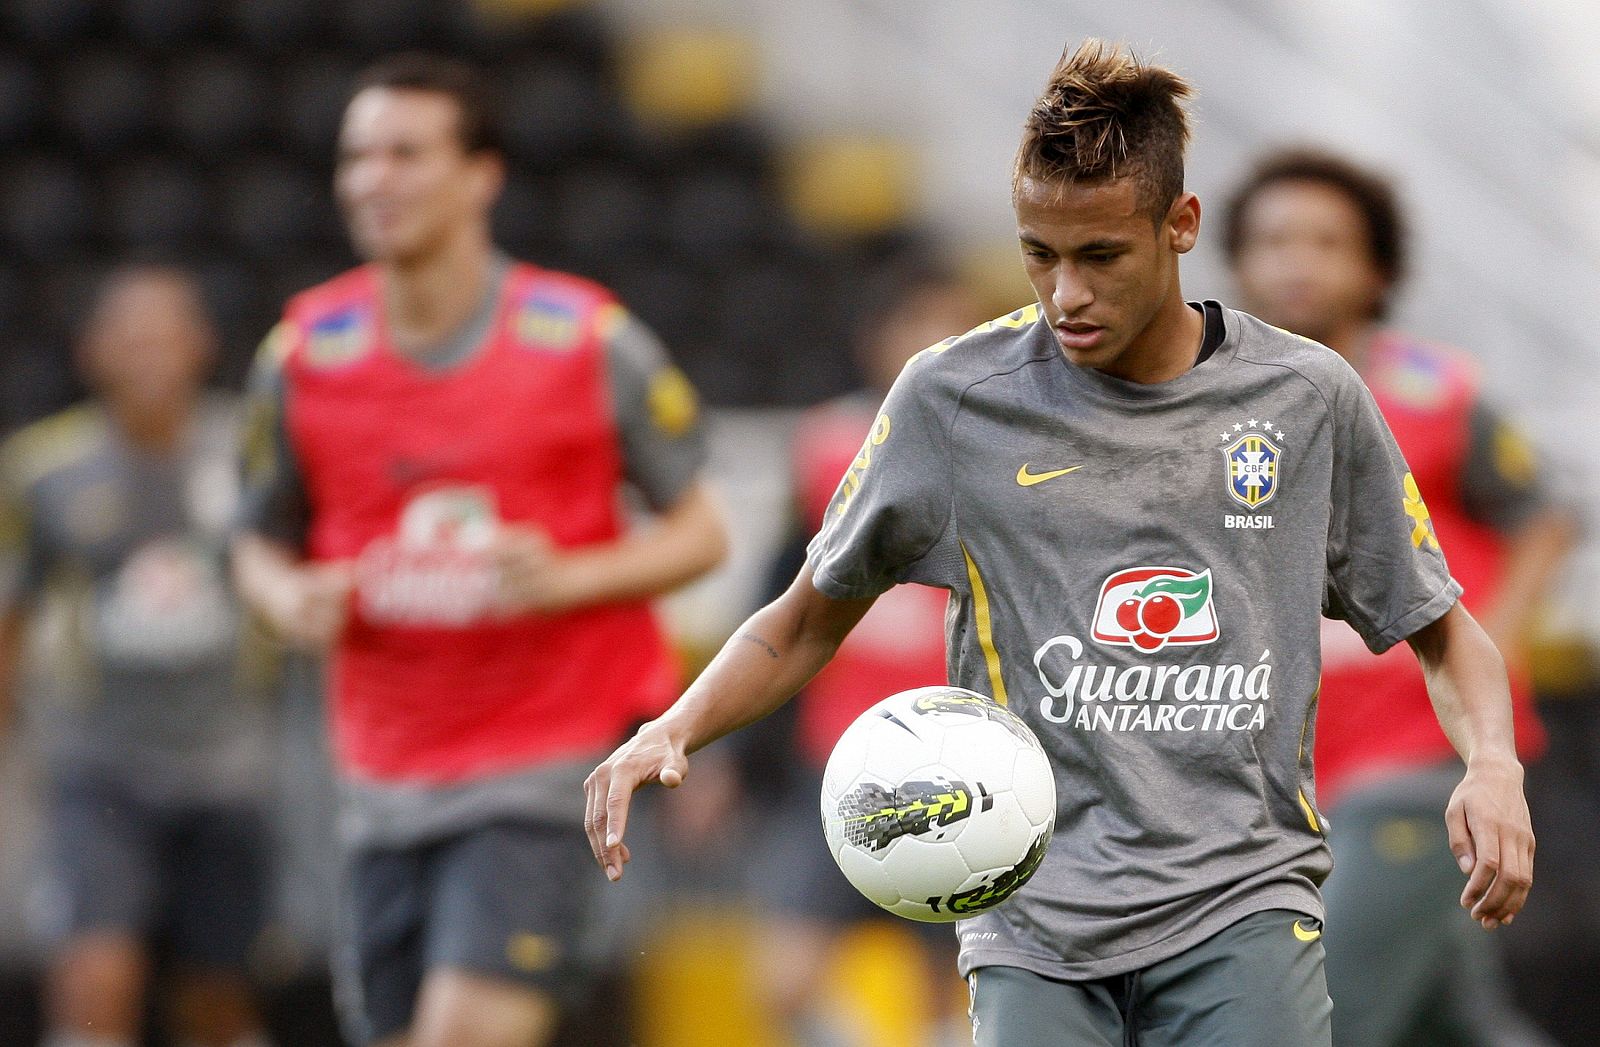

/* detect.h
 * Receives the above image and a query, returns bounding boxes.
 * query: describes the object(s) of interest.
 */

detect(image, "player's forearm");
[1409,601,1520,769]
[1480,509,1578,660]
[230,532,306,627]
[654,568,874,756]
[551,482,727,607]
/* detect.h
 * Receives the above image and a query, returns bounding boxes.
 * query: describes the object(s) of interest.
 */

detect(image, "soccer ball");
[820,685,1056,923]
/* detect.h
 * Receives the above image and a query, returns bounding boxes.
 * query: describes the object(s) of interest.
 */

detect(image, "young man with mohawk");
[586,40,1535,1046]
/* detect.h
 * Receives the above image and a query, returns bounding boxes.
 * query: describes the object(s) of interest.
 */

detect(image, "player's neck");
[1113,289,1206,385]
[1321,320,1380,373]
[380,229,498,357]
[107,398,193,455]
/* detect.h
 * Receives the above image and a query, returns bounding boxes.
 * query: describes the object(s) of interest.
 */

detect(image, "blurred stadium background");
[1,0,1599,1044]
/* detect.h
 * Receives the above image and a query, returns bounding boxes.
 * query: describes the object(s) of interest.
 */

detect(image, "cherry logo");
[1092,567,1219,652]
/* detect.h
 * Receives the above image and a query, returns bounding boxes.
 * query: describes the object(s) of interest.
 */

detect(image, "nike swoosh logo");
[1292,919,1322,943]
[1016,464,1083,487]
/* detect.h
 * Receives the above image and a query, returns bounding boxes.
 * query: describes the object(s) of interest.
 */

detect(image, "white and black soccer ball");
[820,685,1056,923]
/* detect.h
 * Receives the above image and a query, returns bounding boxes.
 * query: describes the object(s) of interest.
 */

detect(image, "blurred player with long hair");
[1225,147,1573,1047]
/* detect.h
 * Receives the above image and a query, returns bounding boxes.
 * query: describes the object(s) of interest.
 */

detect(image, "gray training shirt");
[807,301,1459,981]
[0,397,270,804]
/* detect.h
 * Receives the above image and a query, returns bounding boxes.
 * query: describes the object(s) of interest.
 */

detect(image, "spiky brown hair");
[1015,40,1193,222]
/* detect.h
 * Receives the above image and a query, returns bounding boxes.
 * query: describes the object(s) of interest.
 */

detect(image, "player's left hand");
[490,526,583,615]
[1446,757,1534,930]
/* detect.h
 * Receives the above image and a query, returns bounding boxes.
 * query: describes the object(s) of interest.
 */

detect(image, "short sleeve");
[806,365,954,599]
[603,311,708,512]
[1458,402,1547,534]
[1324,376,1461,653]
[235,323,312,550]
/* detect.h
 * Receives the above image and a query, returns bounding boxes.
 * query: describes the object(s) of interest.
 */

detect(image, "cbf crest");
[1219,419,1286,511]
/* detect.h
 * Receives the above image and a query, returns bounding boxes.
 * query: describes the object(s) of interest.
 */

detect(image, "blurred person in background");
[747,258,985,1047]
[1225,147,1577,1047]
[0,265,274,1047]
[232,53,726,1047]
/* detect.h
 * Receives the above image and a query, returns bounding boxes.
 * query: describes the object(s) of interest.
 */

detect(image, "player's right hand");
[271,561,355,650]
[584,720,689,882]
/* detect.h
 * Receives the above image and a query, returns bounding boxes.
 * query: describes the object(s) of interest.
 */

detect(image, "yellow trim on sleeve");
[960,541,1008,707]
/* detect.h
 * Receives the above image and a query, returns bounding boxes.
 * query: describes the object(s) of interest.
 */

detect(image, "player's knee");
[411,971,559,1047]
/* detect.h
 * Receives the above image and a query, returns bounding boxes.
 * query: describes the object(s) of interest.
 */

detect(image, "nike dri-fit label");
[808,301,1459,982]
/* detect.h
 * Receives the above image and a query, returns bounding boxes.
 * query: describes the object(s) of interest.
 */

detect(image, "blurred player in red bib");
[1226,147,1575,1047]
[748,260,984,1044]
[233,54,726,1047]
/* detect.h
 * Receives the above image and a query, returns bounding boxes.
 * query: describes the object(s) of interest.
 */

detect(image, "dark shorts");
[40,773,269,972]
[1322,764,1554,1047]
[968,909,1332,1047]
[335,819,597,1046]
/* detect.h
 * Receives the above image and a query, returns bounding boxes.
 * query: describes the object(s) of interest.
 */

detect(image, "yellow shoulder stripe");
[4,405,105,487]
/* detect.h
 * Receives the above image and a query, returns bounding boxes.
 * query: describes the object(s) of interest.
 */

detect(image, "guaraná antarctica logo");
[1090,566,1219,652]
[1032,565,1274,733]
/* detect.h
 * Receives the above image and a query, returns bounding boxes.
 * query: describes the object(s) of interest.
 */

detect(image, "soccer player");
[1224,148,1573,1047]
[586,40,1535,1047]
[750,259,983,1045]
[232,55,727,1047]
[0,265,273,1047]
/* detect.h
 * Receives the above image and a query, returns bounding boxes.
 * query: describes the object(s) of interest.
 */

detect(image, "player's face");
[335,87,503,265]
[1230,179,1386,348]
[1015,175,1199,381]
[79,275,213,415]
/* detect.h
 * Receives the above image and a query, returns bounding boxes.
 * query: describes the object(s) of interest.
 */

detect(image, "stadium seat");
[606,257,712,356]
[164,51,271,159]
[117,0,214,45]
[781,136,914,237]
[227,0,327,52]
[104,156,212,248]
[4,0,101,45]
[190,256,258,347]
[552,164,656,263]
[618,28,756,130]
[0,268,25,335]
[332,0,442,52]
[661,169,775,265]
[493,176,560,256]
[501,60,615,169]
[0,154,96,259]
[53,51,158,154]
[215,156,329,259]
[0,52,44,147]
[0,337,81,428]
[272,54,359,159]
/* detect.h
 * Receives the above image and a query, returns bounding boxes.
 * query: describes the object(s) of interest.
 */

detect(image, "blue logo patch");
[305,307,370,368]
[516,295,582,352]
[1223,430,1283,510]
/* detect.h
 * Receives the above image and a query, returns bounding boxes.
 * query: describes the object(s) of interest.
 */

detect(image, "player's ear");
[1165,192,1201,255]
[471,150,507,210]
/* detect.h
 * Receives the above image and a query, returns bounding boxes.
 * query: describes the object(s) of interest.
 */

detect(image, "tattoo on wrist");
[737,631,780,659]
